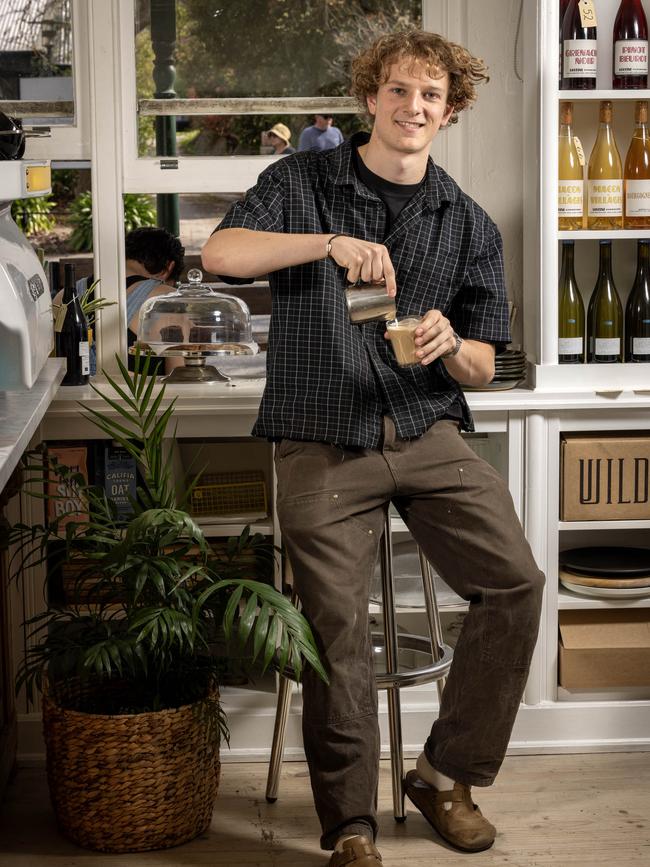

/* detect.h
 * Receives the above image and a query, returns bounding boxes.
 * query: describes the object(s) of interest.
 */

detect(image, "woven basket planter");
[42,678,221,853]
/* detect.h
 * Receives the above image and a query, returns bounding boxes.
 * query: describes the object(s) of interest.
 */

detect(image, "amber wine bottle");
[624,100,650,228]
[558,241,585,363]
[587,241,623,363]
[625,239,650,361]
[588,101,624,230]
[558,102,584,230]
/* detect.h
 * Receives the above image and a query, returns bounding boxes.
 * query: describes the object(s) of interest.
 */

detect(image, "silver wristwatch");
[443,330,463,359]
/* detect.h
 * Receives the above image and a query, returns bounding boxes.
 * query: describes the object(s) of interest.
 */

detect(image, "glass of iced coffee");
[386,316,422,367]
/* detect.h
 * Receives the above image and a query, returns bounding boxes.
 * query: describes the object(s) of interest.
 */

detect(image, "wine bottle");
[55,263,90,386]
[587,240,623,363]
[560,0,572,85]
[558,102,585,230]
[625,239,650,361]
[624,100,650,229]
[561,0,598,90]
[613,0,648,89]
[558,241,585,363]
[587,101,624,230]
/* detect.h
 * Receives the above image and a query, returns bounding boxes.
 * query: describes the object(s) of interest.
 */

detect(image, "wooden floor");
[1,754,650,866]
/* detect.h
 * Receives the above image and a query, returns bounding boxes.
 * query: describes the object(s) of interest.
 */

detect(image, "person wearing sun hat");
[262,122,296,155]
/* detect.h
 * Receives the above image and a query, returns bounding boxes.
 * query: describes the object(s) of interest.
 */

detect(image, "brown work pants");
[275,418,545,850]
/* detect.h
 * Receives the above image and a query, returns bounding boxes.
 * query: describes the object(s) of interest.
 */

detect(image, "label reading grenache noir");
[559,180,584,216]
[588,180,623,216]
[563,39,597,77]
[614,40,649,75]
[625,180,650,216]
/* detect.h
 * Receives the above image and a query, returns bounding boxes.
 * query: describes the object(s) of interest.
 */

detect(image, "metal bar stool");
[265,511,454,821]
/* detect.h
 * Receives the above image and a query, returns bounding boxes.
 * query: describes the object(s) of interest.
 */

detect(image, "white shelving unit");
[530,0,650,391]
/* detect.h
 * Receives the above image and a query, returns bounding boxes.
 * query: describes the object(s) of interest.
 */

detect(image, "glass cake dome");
[134,268,258,383]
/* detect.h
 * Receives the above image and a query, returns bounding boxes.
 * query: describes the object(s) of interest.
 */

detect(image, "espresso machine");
[0,112,53,391]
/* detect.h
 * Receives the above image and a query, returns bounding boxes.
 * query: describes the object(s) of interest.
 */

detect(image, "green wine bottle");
[558,241,585,363]
[587,240,623,363]
[625,239,650,362]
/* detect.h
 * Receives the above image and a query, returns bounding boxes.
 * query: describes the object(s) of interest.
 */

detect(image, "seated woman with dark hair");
[124,227,185,372]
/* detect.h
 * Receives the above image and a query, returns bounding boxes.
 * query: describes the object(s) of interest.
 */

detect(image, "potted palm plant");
[7,353,324,853]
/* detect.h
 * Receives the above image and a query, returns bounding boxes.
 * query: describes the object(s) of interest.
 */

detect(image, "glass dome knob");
[187,268,203,284]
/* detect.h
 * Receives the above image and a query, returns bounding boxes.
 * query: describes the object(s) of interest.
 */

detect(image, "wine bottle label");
[632,336,650,354]
[559,337,583,355]
[563,39,597,78]
[614,40,648,76]
[79,340,90,376]
[595,337,620,355]
[588,180,623,216]
[625,180,650,216]
[558,180,584,216]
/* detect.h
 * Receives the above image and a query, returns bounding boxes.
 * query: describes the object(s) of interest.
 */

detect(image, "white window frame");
[14,0,92,162]
[118,0,440,195]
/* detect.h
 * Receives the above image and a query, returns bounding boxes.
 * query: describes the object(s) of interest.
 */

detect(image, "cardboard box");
[560,434,650,521]
[558,609,650,688]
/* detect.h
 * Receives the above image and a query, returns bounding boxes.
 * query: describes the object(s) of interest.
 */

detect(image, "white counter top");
[0,358,66,492]
[45,378,650,416]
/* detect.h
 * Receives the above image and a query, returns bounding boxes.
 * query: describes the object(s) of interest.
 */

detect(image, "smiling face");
[366,59,454,158]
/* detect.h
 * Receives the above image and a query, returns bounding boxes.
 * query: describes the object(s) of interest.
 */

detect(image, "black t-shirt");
[352,145,462,422]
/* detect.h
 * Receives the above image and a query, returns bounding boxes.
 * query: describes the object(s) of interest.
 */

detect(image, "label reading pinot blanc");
[563,39,597,78]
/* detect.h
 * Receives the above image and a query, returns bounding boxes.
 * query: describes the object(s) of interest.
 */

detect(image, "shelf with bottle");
[560,0,649,94]
[557,236,650,365]
[558,97,650,233]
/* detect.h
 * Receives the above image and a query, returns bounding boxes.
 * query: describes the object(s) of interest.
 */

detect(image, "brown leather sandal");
[328,834,383,866]
[405,769,496,852]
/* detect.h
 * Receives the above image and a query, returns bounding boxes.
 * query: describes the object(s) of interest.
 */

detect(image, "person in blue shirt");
[297,114,344,151]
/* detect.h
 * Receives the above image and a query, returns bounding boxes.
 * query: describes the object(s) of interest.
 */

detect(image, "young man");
[202,30,544,867]
[298,113,344,151]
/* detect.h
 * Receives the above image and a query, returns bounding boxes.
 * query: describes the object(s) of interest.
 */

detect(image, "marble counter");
[0,359,66,492]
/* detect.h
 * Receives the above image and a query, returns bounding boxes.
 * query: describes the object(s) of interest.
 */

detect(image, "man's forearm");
[442,338,495,387]
[201,228,331,278]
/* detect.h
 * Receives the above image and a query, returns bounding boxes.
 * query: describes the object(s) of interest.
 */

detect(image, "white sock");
[416,752,456,810]
[334,834,358,852]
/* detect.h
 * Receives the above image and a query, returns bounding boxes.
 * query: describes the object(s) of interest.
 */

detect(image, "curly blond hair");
[350,30,489,125]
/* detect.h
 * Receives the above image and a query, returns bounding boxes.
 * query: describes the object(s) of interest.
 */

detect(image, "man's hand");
[410,309,456,365]
[328,235,397,297]
[383,308,495,386]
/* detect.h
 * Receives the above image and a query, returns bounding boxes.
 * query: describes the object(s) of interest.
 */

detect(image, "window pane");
[0,0,74,124]
[134,0,421,157]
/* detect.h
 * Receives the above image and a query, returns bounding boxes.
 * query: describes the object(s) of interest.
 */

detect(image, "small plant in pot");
[7,353,325,853]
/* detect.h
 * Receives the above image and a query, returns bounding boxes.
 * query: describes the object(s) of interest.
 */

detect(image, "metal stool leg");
[265,671,294,802]
[380,515,406,821]
[265,587,299,803]
[417,549,448,702]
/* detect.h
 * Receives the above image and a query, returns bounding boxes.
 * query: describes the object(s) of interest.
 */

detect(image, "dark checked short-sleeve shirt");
[215,132,510,448]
